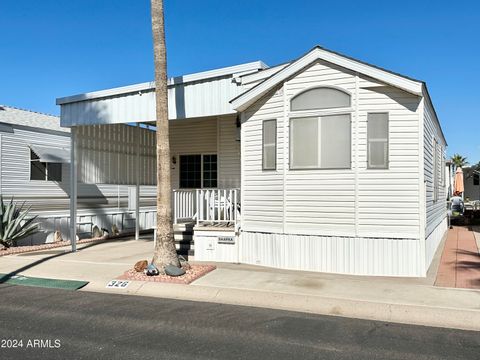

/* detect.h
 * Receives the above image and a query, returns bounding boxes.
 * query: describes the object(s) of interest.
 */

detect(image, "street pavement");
[0,284,479,360]
[1,237,480,331]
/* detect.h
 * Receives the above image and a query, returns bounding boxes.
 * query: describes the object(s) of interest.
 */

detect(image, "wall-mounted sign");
[106,280,130,289]
[218,236,235,245]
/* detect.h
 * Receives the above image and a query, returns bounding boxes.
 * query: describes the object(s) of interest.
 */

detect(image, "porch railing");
[172,189,197,224]
[196,188,240,226]
[173,188,240,228]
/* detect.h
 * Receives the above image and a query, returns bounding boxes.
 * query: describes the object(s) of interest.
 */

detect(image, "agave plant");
[0,196,38,249]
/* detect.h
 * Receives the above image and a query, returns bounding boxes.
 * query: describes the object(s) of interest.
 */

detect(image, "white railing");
[196,188,240,227]
[173,189,197,224]
[173,188,241,228]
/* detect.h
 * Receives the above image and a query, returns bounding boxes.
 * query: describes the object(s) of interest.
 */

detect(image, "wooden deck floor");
[435,226,480,289]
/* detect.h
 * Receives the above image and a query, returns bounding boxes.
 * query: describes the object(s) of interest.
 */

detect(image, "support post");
[70,127,78,252]
[135,124,140,241]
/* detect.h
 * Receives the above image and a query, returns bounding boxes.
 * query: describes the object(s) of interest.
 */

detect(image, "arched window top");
[290,87,351,111]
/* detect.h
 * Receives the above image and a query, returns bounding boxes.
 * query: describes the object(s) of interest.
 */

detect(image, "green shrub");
[0,196,38,248]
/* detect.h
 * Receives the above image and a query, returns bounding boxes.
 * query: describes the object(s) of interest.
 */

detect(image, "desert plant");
[0,196,38,248]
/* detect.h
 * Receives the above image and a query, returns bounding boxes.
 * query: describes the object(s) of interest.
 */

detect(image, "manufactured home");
[57,46,447,277]
[0,105,156,244]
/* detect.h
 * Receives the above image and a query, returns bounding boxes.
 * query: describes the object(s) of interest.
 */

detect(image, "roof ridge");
[0,104,59,118]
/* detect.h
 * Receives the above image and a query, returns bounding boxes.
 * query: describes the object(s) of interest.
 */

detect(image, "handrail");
[173,188,240,227]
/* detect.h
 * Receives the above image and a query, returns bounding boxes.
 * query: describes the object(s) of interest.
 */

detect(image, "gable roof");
[230,45,424,112]
[0,105,68,133]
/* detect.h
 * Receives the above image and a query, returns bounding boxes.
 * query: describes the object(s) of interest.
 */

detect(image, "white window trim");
[367,112,389,170]
[289,113,352,170]
[29,149,62,182]
[288,107,353,119]
[178,153,218,189]
[262,119,277,170]
[432,137,438,203]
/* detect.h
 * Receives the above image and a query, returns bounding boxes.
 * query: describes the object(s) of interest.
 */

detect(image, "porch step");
[173,222,195,259]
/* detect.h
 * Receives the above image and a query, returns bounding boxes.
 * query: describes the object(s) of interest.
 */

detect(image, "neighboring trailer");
[0,105,156,244]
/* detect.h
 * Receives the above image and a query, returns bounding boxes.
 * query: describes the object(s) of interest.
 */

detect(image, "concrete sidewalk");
[1,235,480,331]
[435,226,480,289]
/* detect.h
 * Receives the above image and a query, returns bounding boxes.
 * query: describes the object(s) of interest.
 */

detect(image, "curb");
[83,281,480,332]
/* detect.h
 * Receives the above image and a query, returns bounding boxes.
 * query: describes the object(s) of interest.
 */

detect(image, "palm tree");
[151,0,180,269]
[451,153,468,168]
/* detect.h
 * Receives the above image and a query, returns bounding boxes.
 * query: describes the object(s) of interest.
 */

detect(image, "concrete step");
[175,243,194,251]
[173,223,195,233]
[174,234,193,242]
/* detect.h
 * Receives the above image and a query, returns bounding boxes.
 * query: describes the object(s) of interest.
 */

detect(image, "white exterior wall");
[242,87,285,233]
[169,116,240,189]
[357,79,422,238]
[424,101,447,236]
[170,118,217,189]
[240,59,428,276]
[423,99,448,269]
[283,61,357,236]
[218,116,241,188]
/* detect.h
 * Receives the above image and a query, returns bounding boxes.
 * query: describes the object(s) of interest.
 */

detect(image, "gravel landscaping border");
[0,236,110,257]
[117,265,217,284]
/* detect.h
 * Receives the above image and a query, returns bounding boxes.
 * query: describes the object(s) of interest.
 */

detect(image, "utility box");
[194,229,239,263]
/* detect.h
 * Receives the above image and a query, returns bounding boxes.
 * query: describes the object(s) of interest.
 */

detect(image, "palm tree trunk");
[151,0,180,269]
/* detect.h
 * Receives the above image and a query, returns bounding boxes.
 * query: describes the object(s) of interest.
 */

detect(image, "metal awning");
[30,144,70,163]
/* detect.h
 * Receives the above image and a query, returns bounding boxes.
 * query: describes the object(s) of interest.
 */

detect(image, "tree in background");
[450,154,468,168]
[151,0,180,269]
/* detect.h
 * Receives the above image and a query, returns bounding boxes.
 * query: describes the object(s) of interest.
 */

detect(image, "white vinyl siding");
[218,116,241,188]
[170,118,217,189]
[170,116,240,189]
[242,60,423,239]
[284,61,357,236]
[424,100,447,237]
[357,79,421,238]
[242,87,285,233]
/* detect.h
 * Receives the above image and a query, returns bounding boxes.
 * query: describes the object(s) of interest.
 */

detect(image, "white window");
[30,150,62,181]
[367,113,389,169]
[262,120,277,170]
[179,154,217,188]
[290,114,351,169]
[290,87,351,111]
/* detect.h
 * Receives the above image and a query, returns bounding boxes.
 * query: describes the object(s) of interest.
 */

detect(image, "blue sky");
[1,0,479,162]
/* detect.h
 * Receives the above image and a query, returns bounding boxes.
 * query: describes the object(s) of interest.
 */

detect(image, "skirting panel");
[19,208,157,245]
[425,217,448,271]
[239,232,423,277]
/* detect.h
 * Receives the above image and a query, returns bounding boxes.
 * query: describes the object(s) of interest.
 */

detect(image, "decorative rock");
[92,225,102,238]
[164,265,186,277]
[111,224,120,236]
[54,231,63,242]
[145,263,160,276]
[134,260,148,272]
[179,256,191,270]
